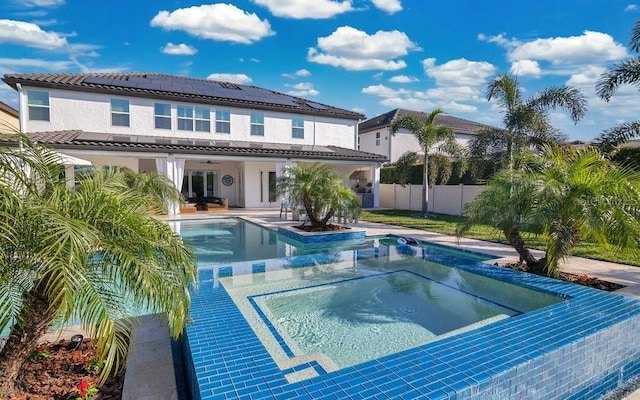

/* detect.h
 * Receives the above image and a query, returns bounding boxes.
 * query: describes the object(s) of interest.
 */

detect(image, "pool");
[177,218,640,400]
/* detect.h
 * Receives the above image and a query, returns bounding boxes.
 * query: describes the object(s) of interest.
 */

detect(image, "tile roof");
[2,73,364,120]
[358,108,492,135]
[16,130,387,162]
[0,99,18,117]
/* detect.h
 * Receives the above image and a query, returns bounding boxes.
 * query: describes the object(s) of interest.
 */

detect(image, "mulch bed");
[504,262,625,292]
[7,339,124,400]
[294,224,349,232]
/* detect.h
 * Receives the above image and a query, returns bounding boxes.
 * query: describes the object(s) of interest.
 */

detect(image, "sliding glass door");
[182,170,219,198]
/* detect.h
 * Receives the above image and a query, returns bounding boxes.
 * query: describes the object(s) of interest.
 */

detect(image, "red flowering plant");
[75,379,98,400]
[82,351,105,372]
[27,341,51,361]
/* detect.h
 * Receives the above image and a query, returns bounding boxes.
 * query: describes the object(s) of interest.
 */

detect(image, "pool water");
[179,218,562,371]
[177,218,640,400]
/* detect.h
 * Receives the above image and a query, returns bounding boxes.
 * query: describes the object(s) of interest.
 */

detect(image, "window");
[27,90,50,121]
[215,109,230,133]
[195,107,210,132]
[357,135,360,150]
[292,117,304,139]
[154,103,171,129]
[250,112,264,136]
[376,132,381,146]
[177,105,193,131]
[111,99,130,127]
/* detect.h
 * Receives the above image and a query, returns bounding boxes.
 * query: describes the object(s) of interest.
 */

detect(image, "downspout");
[387,126,392,163]
[16,83,25,133]
[313,115,316,146]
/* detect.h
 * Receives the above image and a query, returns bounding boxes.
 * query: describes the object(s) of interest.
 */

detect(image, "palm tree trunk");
[421,153,429,217]
[0,289,57,394]
[507,226,547,275]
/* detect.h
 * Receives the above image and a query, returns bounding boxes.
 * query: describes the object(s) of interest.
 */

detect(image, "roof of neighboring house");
[2,73,364,120]
[358,108,491,135]
[0,99,18,118]
[11,130,387,162]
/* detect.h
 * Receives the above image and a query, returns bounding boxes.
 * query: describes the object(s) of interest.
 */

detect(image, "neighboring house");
[358,108,489,164]
[0,99,19,132]
[2,73,386,212]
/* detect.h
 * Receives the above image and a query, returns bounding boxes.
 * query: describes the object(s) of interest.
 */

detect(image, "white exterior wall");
[82,156,140,171]
[19,86,356,149]
[243,161,279,208]
[358,129,389,159]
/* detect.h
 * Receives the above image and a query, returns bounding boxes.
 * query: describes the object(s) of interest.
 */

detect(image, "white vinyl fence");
[379,184,486,216]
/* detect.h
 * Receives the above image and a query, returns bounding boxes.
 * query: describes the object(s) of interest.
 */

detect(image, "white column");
[65,165,75,189]
[372,163,380,208]
[155,155,186,215]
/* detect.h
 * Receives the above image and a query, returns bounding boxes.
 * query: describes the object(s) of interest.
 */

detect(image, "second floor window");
[155,103,171,129]
[27,90,50,121]
[216,109,230,133]
[376,132,381,146]
[195,107,210,132]
[250,112,264,136]
[292,117,304,139]
[111,99,130,127]
[177,105,193,131]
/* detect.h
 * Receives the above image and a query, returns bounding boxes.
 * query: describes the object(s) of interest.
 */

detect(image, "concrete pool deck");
[148,209,640,399]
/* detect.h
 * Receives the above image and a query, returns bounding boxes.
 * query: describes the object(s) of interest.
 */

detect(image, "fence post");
[460,183,464,216]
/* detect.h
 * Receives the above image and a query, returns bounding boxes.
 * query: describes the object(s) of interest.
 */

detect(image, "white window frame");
[376,132,381,146]
[195,106,211,132]
[110,99,130,127]
[154,103,171,130]
[177,105,194,131]
[215,109,231,134]
[250,112,264,136]
[27,90,50,121]
[292,117,304,139]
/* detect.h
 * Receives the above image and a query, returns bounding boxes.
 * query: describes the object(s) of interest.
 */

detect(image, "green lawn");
[359,209,640,267]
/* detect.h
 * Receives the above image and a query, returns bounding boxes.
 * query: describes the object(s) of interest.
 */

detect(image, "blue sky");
[0,0,638,141]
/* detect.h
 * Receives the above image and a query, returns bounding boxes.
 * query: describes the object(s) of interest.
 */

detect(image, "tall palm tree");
[469,74,587,172]
[596,20,640,152]
[0,133,197,394]
[277,162,360,229]
[390,108,463,217]
[458,145,640,277]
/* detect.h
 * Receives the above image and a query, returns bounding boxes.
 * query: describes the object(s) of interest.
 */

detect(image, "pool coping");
[180,217,640,399]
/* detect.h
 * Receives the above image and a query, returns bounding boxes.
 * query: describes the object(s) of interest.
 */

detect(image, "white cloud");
[422,58,497,86]
[371,0,402,14]
[150,4,274,44]
[625,4,638,11]
[0,57,74,71]
[282,69,311,78]
[207,73,253,84]
[351,107,366,114]
[388,75,418,83]
[0,19,67,49]
[252,0,354,19]
[20,0,65,8]
[380,97,435,110]
[509,59,541,78]
[361,84,409,97]
[161,42,197,56]
[506,31,627,64]
[423,86,483,103]
[441,101,477,113]
[307,26,419,71]
[478,33,518,49]
[286,82,319,97]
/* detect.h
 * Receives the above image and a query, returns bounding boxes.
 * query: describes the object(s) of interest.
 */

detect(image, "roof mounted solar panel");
[306,101,328,110]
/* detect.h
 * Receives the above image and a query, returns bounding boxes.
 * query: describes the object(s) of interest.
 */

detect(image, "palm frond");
[529,86,588,124]
[596,57,640,101]
[595,120,640,153]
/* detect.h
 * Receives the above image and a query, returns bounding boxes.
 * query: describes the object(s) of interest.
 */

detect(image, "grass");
[359,209,640,267]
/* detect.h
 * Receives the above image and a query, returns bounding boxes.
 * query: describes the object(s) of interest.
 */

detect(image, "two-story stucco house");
[1,73,386,212]
[358,108,489,164]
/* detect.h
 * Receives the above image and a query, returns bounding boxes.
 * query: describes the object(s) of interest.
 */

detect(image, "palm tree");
[0,133,197,394]
[390,108,463,217]
[596,20,640,152]
[277,162,360,230]
[469,74,587,172]
[458,145,640,277]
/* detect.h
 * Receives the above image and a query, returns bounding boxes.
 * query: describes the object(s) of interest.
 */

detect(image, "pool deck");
[148,209,640,399]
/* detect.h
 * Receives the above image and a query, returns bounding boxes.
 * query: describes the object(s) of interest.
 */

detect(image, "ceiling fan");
[199,160,220,164]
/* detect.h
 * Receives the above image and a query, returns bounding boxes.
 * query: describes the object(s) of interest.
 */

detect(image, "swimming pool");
[178,218,640,400]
